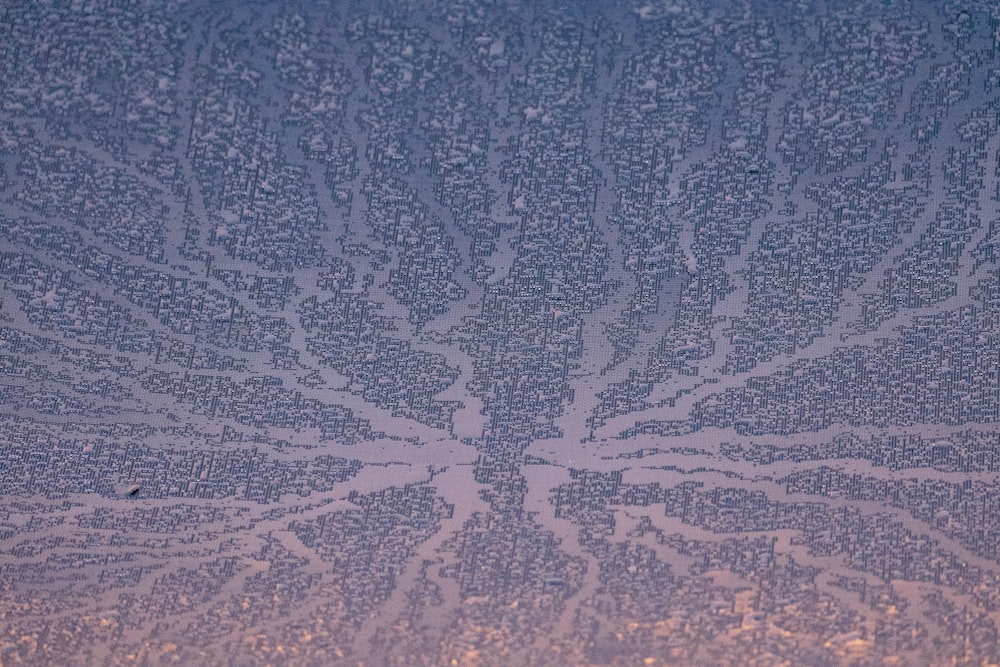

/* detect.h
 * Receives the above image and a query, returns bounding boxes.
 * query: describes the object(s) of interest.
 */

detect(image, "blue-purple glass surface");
[1,1,999,664]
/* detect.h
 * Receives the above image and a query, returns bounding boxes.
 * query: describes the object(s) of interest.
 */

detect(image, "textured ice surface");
[2,1,1000,664]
